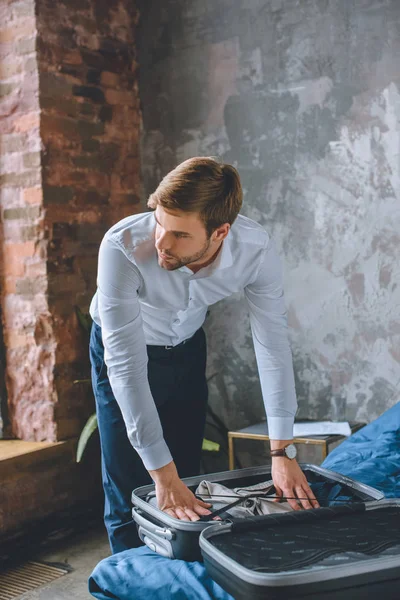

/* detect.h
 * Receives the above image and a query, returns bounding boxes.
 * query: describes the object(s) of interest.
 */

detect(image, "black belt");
[149,329,199,353]
[164,335,195,350]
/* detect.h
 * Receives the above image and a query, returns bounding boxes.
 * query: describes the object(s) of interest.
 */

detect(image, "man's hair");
[147,157,243,237]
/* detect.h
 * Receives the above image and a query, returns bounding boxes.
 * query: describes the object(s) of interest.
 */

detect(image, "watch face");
[285,444,297,459]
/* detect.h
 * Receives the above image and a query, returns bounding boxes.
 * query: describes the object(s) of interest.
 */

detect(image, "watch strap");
[270,448,287,457]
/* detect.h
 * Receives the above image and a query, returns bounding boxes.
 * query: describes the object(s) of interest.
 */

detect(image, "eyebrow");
[154,213,193,237]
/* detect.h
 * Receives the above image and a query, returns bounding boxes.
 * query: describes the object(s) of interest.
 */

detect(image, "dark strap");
[197,489,278,522]
[198,495,248,522]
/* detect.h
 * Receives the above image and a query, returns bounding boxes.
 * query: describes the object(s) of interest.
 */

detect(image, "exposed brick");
[0,187,21,208]
[0,60,23,79]
[58,64,81,79]
[79,48,110,70]
[0,171,41,188]
[1,134,29,154]
[23,187,43,204]
[3,206,41,221]
[99,37,131,57]
[41,114,105,139]
[0,20,36,43]
[23,151,41,169]
[48,273,86,296]
[47,255,74,274]
[3,241,36,277]
[78,118,105,138]
[16,276,47,296]
[110,192,140,206]
[79,102,95,117]
[51,221,106,244]
[73,189,109,207]
[0,152,21,175]
[25,261,47,277]
[75,14,97,34]
[72,149,118,171]
[98,104,113,122]
[41,96,93,119]
[13,112,40,132]
[0,98,20,125]
[16,36,36,55]
[4,331,34,349]
[43,185,74,205]
[24,55,37,73]
[86,68,101,85]
[8,224,43,242]
[63,49,83,65]
[0,82,19,97]
[40,71,73,97]
[105,88,135,106]
[81,138,100,152]
[56,0,91,11]
[48,26,77,51]
[13,1,36,19]
[2,0,141,448]
[72,84,105,104]
[3,278,16,294]
[100,71,120,87]
[7,240,36,260]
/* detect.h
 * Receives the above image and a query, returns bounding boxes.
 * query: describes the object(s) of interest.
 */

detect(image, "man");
[89,157,319,555]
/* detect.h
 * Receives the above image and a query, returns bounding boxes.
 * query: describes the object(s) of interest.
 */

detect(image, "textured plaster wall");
[137,0,400,431]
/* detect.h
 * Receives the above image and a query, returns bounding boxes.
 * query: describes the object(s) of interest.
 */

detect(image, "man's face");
[154,206,211,271]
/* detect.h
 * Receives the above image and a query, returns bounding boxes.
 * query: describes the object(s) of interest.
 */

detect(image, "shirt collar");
[210,231,233,271]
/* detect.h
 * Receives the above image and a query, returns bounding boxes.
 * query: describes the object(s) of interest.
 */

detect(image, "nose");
[155,229,172,252]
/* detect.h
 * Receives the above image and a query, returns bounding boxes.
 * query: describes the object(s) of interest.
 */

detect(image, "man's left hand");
[271,457,320,511]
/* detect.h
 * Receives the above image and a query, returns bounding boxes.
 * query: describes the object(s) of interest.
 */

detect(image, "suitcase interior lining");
[207,505,400,572]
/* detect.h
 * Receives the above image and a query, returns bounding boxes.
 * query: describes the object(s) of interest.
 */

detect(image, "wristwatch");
[270,443,297,460]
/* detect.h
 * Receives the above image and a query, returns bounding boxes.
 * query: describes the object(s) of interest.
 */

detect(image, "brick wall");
[0,0,142,441]
[0,0,54,440]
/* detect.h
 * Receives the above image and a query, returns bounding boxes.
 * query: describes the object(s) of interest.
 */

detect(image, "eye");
[174,233,188,239]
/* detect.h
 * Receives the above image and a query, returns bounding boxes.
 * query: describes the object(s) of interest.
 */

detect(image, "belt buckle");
[165,339,187,350]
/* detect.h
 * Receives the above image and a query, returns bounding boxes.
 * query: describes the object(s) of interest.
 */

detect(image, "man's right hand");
[149,461,212,521]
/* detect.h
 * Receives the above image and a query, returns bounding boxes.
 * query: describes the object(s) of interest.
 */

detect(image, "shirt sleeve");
[244,238,298,440]
[96,234,173,471]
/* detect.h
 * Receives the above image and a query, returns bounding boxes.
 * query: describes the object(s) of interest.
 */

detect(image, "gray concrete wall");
[137,0,400,434]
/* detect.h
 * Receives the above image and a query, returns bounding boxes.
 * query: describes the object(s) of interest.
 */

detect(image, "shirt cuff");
[136,438,173,472]
[267,416,295,441]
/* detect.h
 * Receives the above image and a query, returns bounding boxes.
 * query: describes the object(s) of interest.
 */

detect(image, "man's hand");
[149,461,212,521]
[270,441,320,511]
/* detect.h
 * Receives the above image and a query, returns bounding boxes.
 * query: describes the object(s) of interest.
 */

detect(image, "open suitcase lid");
[200,499,400,590]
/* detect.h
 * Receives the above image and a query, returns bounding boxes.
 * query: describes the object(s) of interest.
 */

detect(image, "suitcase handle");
[132,507,175,541]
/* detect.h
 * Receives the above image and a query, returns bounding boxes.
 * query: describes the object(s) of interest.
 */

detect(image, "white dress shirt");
[90,211,297,471]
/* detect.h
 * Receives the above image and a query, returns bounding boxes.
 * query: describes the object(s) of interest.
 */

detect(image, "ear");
[212,223,230,242]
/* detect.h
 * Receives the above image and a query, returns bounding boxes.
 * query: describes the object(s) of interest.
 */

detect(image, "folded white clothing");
[195,479,293,518]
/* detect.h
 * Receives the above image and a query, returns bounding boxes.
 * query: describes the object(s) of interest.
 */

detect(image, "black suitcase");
[131,464,383,562]
[200,499,400,600]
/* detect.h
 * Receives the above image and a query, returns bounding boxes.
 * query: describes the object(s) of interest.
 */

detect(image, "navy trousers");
[89,322,208,555]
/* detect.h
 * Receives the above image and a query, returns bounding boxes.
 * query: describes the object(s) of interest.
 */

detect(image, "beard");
[157,238,211,271]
